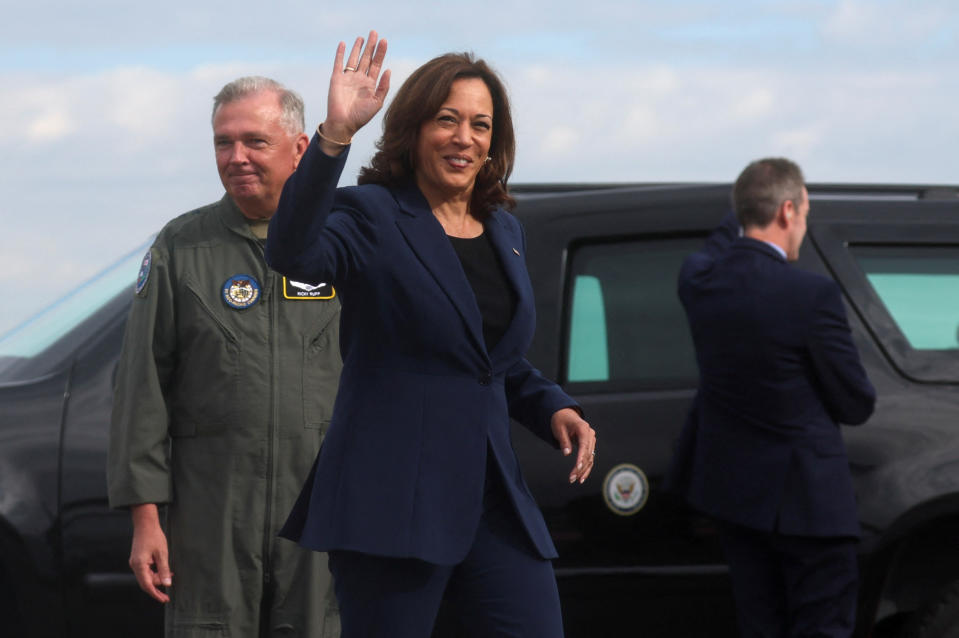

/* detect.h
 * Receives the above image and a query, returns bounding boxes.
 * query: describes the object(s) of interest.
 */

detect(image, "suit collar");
[392,181,487,356]
[391,181,530,361]
[735,236,788,263]
[393,179,432,218]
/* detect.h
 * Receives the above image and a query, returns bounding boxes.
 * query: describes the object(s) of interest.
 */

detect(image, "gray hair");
[212,76,306,136]
[732,157,806,230]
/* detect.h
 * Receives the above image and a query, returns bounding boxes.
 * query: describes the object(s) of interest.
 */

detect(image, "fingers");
[155,549,173,591]
[357,30,377,74]
[366,34,387,79]
[375,69,392,103]
[131,553,171,603]
[567,422,597,485]
[569,444,595,483]
[344,35,364,72]
[554,426,572,458]
[340,31,387,80]
[573,442,596,483]
[341,31,381,74]
[333,41,346,74]
[128,508,172,604]
[148,569,172,604]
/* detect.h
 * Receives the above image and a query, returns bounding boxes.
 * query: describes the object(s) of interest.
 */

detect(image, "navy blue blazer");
[265,137,576,565]
[666,213,875,538]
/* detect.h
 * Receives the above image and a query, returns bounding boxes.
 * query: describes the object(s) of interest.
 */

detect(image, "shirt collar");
[761,240,787,260]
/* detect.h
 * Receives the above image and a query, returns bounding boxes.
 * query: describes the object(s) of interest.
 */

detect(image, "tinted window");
[565,238,699,389]
[852,245,959,350]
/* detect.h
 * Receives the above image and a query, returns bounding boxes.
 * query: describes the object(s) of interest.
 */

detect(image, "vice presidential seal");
[602,463,649,516]
[222,274,261,309]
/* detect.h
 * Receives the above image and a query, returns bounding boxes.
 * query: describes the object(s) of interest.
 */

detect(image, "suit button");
[479,372,492,385]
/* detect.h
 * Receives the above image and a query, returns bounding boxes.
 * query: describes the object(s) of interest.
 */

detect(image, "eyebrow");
[439,106,492,120]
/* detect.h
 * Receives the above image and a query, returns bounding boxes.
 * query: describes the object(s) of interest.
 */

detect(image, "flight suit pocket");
[173,281,241,429]
[303,317,341,431]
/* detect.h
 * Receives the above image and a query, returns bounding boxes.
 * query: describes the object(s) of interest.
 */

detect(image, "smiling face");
[413,77,494,204]
[213,90,308,219]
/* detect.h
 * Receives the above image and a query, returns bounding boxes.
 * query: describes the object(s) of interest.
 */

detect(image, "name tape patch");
[282,277,335,300]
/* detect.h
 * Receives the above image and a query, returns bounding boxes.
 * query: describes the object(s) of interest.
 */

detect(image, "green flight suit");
[108,195,341,638]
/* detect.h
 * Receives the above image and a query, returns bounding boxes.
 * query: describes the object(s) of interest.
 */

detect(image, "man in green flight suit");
[108,76,342,638]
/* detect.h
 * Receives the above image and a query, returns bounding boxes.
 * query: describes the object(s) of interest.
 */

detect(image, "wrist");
[131,503,160,527]
[317,122,353,146]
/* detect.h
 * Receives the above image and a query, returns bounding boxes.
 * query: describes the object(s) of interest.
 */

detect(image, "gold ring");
[344,66,357,72]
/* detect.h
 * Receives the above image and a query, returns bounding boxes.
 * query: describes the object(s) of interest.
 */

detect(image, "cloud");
[822,0,955,47]
[503,58,959,183]
[732,88,775,121]
[541,126,581,154]
[0,68,200,153]
[2,8,959,334]
[623,105,661,142]
[770,124,826,161]
[27,110,73,142]
[0,83,72,145]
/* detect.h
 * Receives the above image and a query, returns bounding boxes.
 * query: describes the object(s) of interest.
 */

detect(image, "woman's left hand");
[550,407,596,484]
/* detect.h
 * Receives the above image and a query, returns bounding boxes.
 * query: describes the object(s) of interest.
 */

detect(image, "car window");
[0,240,151,360]
[851,245,959,351]
[565,238,700,389]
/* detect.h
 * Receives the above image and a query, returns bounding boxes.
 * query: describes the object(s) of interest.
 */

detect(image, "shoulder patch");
[135,250,152,296]
[222,274,261,309]
[602,464,649,516]
[282,277,336,300]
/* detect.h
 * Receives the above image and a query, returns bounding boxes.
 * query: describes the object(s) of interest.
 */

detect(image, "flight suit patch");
[222,274,261,309]
[135,251,151,296]
[282,277,336,300]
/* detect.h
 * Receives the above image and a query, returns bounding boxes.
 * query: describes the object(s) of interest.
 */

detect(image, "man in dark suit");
[667,158,876,637]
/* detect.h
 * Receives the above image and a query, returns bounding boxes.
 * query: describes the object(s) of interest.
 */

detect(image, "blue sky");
[2,0,958,334]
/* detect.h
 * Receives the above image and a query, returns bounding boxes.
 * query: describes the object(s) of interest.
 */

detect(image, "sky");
[1,0,958,335]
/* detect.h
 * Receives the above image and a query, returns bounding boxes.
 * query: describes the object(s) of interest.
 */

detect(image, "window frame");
[559,232,705,393]
[809,221,959,384]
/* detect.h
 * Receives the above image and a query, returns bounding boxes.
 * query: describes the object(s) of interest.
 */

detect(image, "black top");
[448,232,518,352]
[449,232,524,513]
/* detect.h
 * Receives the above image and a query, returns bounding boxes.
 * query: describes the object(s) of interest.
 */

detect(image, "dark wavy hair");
[358,52,516,216]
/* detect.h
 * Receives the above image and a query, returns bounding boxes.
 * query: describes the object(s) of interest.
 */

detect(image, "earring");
[485,156,492,163]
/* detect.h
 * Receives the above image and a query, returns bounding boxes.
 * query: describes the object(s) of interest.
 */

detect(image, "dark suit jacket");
[666,213,875,538]
[265,137,576,565]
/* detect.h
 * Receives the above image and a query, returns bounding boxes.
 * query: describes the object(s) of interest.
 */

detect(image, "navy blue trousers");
[720,523,859,638]
[328,459,563,638]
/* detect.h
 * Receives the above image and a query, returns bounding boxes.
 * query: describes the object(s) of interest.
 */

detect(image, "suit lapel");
[485,210,534,362]
[392,182,487,356]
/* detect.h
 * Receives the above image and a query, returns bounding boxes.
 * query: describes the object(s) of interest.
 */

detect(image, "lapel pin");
[512,248,521,256]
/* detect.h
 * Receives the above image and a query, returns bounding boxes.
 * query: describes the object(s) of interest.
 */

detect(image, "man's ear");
[292,132,310,168]
[778,199,795,227]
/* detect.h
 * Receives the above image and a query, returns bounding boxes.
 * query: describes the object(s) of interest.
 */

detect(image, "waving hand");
[319,31,391,154]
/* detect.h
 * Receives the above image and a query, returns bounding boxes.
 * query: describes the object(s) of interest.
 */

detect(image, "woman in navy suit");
[266,32,596,637]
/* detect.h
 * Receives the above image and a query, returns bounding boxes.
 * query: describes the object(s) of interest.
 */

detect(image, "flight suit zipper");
[254,239,279,587]
[266,267,280,586]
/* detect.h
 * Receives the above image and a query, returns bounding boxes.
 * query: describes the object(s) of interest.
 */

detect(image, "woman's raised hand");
[321,31,390,149]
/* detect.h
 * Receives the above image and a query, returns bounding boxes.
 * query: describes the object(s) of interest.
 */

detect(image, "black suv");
[2,183,958,637]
